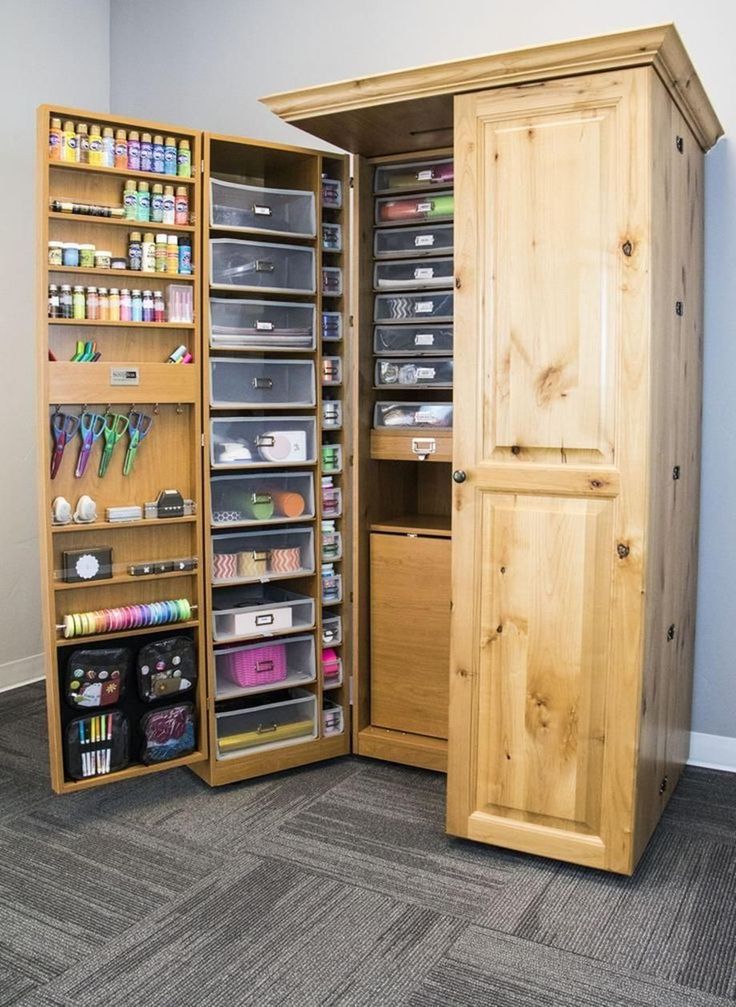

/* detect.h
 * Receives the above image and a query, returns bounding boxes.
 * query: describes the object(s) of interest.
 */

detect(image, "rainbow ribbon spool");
[61,598,192,638]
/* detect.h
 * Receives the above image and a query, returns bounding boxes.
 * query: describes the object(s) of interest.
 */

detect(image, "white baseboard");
[688,731,736,773]
[0,653,44,693]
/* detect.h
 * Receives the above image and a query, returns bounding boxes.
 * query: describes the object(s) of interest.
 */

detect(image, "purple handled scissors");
[75,411,106,478]
[50,411,80,479]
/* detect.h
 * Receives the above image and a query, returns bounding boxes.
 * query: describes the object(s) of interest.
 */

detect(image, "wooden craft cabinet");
[37,25,721,874]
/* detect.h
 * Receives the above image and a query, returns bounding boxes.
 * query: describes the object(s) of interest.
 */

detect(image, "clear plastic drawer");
[212,585,315,643]
[322,479,342,518]
[211,417,317,469]
[374,257,453,290]
[212,526,315,585]
[322,311,342,342]
[322,567,342,604]
[373,402,453,429]
[374,158,453,194]
[210,238,315,294]
[322,700,344,735]
[210,358,316,409]
[322,266,343,297]
[321,177,342,209]
[375,358,454,388]
[374,291,453,323]
[321,399,342,429]
[211,472,315,527]
[215,634,317,700]
[321,443,342,474]
[216,689,317,759]
[210,179,316,238]
[374,324,453,355]
[322,222,342,252]
[209,298,315,351]
[322,614,342,646]
[322,357,342,385]
[374,223,453,259]
[321,527,342,562]
[375,191,453,226]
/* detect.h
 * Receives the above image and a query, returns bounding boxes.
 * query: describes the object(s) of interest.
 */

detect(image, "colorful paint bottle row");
[49,118,192,177]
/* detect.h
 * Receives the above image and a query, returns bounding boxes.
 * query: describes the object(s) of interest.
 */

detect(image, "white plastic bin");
[210,358,316,409]
[210,238,315,294]
[210,178,316,238]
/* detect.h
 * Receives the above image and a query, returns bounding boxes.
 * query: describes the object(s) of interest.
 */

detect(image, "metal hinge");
[348,314,354,327]
[349,176,355,189]
[675,301,684,316]
[659,775,668,794]
[201,433,205,448]
[200,159,205,174]
[348,675,354,706]
[676,136,684,153]
[672,465,681,480]
[666,624,676,642]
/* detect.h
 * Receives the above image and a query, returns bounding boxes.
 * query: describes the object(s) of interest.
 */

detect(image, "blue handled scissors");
[75,411,106,478]
[123,411,154,476]
[98,412,130,477]
[50,411,80,479]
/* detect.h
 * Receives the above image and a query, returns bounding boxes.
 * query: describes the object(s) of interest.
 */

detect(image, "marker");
[167,344,186,363]
[180,352,193,364]
[79,721,84,746]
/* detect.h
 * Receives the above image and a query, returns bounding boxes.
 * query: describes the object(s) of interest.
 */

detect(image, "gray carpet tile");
[409,927,734,1007]
[662,767,736,841]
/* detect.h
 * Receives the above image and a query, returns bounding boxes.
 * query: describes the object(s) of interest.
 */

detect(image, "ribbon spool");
[59,599,194,639]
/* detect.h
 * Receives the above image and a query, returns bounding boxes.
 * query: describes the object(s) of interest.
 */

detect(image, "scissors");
[75,411,106,478]
[50,411,80,479]
[123,411,154,476]
[98,412,130,477]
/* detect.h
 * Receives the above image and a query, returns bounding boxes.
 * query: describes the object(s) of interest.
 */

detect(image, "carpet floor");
[1,682,734,1006]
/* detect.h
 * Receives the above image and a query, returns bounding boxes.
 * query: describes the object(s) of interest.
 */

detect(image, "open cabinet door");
[446,70,652,873]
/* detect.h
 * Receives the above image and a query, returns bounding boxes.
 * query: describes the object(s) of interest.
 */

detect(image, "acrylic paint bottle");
[136,181,151,222]
[152,135,165,174]
[140,133,153,172]
[62,120,78,162]
[88,124,103,166]
[128,232,142,271]
[167,234,179,274]
[177,139,191,178]
[178,237,192,275]
[123,179,138,220]
[102,127,115,168]
[76,123,89,164]
[141,232,156,273]
[127,130,141,171]
[163,185,175,225]
[49,117,63,160]
[155,234,168,272]
[174,187,189,225]
[164,136,177,175]
[114,129,128,169]
[151,183,164,223]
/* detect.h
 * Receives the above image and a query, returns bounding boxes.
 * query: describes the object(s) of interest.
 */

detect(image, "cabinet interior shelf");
[49,265,196,282]
[48,319,195,328]
[54,568,197,591]
[51,515,198,534]
[49,159,196,185]
[56,619,199,647]
[49,212,195,233]
[370,514,452,537]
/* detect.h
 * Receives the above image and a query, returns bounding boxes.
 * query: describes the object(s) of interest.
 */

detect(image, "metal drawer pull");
[255,613,275,626]
[255,259,275,272]
[250,493,273,505]
[252,377,273,389]
[255,660,274,673]
[255,435,275,446]
[412,437,436,460]
[256,722,278,733]
[253,204,272,216]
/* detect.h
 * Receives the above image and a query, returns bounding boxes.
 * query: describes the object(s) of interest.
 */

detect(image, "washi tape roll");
[59,599,192,639]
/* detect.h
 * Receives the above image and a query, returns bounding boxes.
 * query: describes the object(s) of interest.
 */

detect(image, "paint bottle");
[142,289,154,322]
[140,133,153,172]
[72,285,86,319]
[167,234,179,273]
[88,124,103,166]
[48,284,61,318]
[141,232,156,273]
[102,127,115,168]
[153,291,165,322]
[119,288,132,321]
[162,185,175,225]
[128,232,142,271]
[177,139,191,178]
[108,288,120,321]
[114,129,128,169]
[152,135,165,174]
[62,242,80,267]
[155,233,168,272]
[164,136,177,175]
[123,179,137,220]
[60,285,73,318]
[127,130,141,171]
[174,186,189,225]
[75,123,89,164]
[136,181,151,222]
[79,244,95,269]
[151,183,164,223]
[49,117,63,160]
[131,289,143,322]
[86,286,99,320]
[62,120,78,162]
[178,237,192,275]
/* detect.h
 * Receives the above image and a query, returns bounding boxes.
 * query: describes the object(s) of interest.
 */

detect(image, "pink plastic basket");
[220,643,287,687]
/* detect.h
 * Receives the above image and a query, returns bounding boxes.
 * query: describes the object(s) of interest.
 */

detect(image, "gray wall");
[0,0,110,689]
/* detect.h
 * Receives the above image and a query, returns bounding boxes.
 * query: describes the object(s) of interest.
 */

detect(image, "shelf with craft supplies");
[39,105,206,793]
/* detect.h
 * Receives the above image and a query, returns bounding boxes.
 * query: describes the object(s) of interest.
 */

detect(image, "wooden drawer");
[370,531,450,739]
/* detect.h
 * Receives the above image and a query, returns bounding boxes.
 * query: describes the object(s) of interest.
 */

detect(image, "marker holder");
[65,710,130,780]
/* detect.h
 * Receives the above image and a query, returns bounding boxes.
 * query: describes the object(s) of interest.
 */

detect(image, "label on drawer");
[256,320,274,331]
[416,169,435,181]
[253,204,272,216]
[415,411,433,423]
[416,367,436,379]
[412,437,436,455]
[416,201,433,212]
[415,301,433,314]
[414,267,434,279]
[414,333,435,345]
[109,366,139,386]
[415,234,434,247]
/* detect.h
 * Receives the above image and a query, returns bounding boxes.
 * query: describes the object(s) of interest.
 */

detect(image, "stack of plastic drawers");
[372,158,454,437]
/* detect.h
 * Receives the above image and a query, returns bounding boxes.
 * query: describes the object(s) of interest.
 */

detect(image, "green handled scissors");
[98,412,130,477]
[123,410,154,476]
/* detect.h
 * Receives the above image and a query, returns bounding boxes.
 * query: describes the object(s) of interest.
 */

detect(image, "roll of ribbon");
[60,599,192,638]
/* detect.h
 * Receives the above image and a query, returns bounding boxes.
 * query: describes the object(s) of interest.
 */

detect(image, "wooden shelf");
[49,159,196,185]
[370,514,452,537]
[49,265,195,282]
[56,619,199,647]
[58,748,207,794]
[49,212,195,233]
[51,515,197,534]
[54,568,198,591]
[48,361,198,403]
[49,319,195,328]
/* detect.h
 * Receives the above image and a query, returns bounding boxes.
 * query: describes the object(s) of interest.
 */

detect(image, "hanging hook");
[176,402,183,415]
[153,402,160,415]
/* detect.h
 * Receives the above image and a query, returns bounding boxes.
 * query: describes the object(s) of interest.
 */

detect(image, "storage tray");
[374,158,454,194]
[374,324,453,355]
[322,482,342,518]
[321,399,342,429]
[322,222,342,251]
[375,191,454,226]
[212,526,315,585]
[321,529,342,562]
[210,358,316,409]
[322,614,342,646]
[322,700,344,735]
[321,443,342,474]
[216,688,317,759]
[321,177,342,209]
[375,358,454,388]
[212,585,315,642]
[209,298,315,351]
[374,291,453,323]
[374,223,453,259]
[374,257,453,290]
[210,238,315,294]
[321,266,343,297]
[322,356,342,385]
[322,311,342,342]
[210,178,316,238]
[211,471,315,527]
[211,416,317,469]
[322,568,342,604]
[215,634,317,699]
[373,402,453,429]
